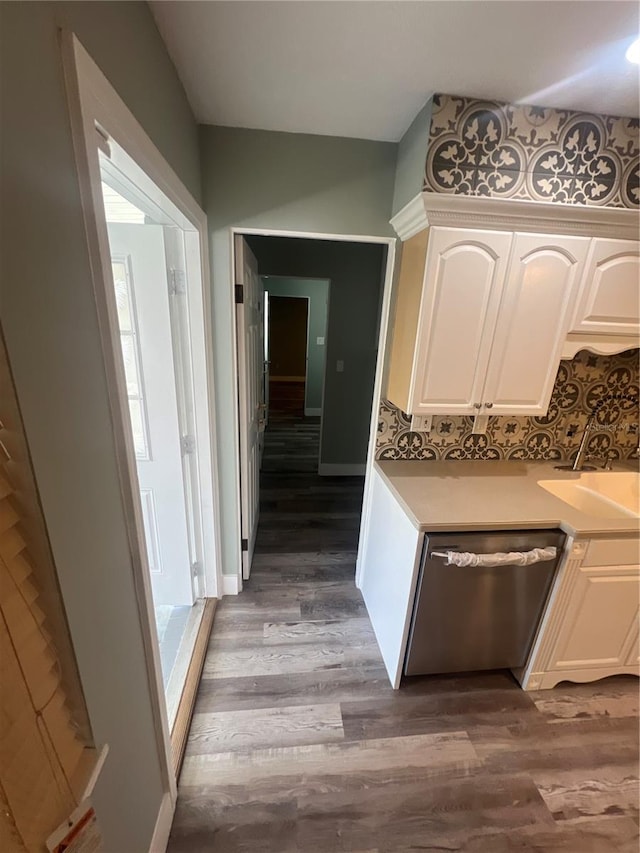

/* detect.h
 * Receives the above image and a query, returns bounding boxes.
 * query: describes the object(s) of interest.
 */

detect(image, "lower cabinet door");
[548,563,640,671]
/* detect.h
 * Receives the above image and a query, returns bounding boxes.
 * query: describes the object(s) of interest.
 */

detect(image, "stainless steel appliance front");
[404,529,566,677]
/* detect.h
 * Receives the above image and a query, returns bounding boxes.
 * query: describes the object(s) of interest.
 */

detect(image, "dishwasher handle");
[429,546,557,568]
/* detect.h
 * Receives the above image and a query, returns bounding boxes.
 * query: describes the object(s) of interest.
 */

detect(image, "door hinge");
[191,561,202,578]
[180,434,197,455]
[241,538,248,552]
[169,268,187,296]
[235,284,244,304]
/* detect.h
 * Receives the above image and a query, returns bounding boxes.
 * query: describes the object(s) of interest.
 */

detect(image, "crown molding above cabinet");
[390,193,640,242]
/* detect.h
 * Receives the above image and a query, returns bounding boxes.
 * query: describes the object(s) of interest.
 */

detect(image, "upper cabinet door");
[482,234,589,417]
[571,238,640,336]
[410,228,512,415]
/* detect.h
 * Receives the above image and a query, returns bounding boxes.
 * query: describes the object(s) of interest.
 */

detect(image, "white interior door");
[108,223,194,606]
[235,235,265,580]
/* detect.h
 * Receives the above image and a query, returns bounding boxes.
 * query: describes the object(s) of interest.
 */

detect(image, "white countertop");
[375,460,640,537]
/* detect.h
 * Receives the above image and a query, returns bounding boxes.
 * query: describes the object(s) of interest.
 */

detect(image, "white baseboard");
[222,573,241,596]
[304,407,322,417]
[149,792,175,853]
[318,463,366,476]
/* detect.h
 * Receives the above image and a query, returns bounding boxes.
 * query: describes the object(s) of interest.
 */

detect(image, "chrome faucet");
[556,392,638,472]
[570,410,598,471]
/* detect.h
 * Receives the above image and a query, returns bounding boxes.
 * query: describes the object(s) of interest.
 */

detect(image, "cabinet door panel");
[571,238,640,336]
[483,233,589,416]
[549,565,639,671]
[411,228,512,414]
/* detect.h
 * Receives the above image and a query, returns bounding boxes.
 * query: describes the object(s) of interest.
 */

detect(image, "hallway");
[168,415,639,853]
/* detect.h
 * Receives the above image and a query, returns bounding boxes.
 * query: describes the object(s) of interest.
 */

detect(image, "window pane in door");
[120,334,140,396]
[112,261,132,331]
[128,398,147,458]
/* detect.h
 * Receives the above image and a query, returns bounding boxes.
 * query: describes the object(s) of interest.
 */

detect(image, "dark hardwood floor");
[168,403,639,852]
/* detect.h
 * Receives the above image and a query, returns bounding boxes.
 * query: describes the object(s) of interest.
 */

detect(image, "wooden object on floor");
[171,598,217,776]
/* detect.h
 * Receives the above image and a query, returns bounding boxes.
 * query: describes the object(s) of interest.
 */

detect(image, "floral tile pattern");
[424,95,639,208]
[376,350,640,463]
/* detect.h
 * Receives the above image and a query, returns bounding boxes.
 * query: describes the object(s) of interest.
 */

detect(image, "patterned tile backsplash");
[377,350,640,463]
[424,94,639,209]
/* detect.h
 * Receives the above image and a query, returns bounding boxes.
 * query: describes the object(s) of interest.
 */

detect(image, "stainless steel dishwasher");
[404,529,566,676]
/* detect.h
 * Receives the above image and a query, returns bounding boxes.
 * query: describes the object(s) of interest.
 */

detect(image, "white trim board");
[237,226,394,244]
[391,192,640,241]
[318,463,366,476]
[561,333,640,358]
[222,573,241,596]
[149,792,175,853]
[61,32,224,833]
[354,236,397,589]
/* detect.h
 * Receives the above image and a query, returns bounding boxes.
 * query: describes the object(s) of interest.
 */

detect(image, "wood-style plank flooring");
[169,403,639,852]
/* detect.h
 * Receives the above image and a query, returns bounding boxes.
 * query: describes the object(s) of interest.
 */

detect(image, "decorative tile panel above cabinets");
[377,349,639,464]
[424,94,639,209]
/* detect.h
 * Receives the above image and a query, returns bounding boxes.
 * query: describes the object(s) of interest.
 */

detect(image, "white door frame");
[229,227,397,591]
[61,31,223,821]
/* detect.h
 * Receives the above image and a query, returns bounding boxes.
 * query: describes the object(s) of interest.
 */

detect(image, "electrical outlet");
[316,336,325,346]
[410,414,433,432]
[336,360,344,373]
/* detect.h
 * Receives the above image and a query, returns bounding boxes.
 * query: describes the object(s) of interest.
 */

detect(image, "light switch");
[316,336,325,346]
[336,360,344,373]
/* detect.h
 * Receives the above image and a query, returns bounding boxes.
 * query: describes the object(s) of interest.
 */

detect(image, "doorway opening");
[234,233,392,582]
[98,139,213,728]
[267,294,309,419]
[263,276,330,426]
[261,277,331,481]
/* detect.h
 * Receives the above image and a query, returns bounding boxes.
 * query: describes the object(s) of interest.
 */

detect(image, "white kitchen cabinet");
[358,468,423,688]
[410,228,512,416]
[386,227,588,417]
[546,563,639,670]
[626,627,640,667]
[483,233,590,416]
[523,536,640,690]
[571,238,640,337]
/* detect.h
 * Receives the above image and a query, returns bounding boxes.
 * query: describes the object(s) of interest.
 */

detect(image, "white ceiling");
[150,1,640,142]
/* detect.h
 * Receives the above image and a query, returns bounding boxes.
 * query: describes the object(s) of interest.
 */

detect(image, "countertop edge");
[373,460,640,539]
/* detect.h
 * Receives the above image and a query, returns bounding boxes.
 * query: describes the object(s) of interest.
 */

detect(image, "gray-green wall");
[0,3,199,850]
[200,125,396,577]
[392,97,433,215]
[263,277,329,413]
[250,237,386,473]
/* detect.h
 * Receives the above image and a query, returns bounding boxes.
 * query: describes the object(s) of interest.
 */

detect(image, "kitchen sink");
[538,471,640,519]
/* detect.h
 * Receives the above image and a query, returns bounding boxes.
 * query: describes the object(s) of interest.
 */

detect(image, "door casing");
[62,32,223,828]
[229,227,396,594]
